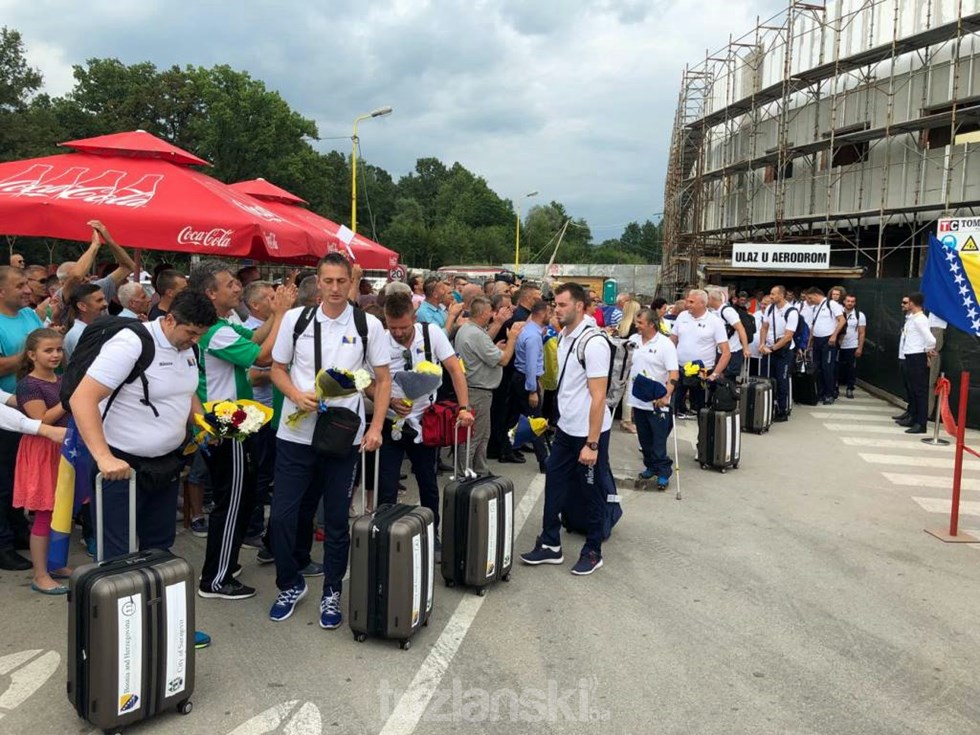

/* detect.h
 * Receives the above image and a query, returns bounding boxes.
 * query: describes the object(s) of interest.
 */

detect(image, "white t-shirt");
[671,310,727,369]
[272,304,389,446]
[386,323,456,441]
[715,305,743,352]
[840,309,866,350]
[762,303,800,349]
[556,321,613,438]
[627,332,679,413]
[901,312,936,356]
[0,390,41,435]
[63,320,88,362]
[803,298,845,338]
[87,319,198,457]
[749,311,765,358]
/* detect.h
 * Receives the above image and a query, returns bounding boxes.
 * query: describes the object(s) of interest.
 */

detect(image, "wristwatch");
[586,441,599,451]
[458,405,471,412]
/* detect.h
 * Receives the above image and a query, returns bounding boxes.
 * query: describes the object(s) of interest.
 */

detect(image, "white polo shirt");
[386,323,456,439]
[556,321,613,438]
[840,309,866,350]
[671,310,727,369]
[749,311,765,358]
[762,303,800,349]
[803,298,845,338]
[627,332,679,413]
[87,319,199,458]
[272,304,389,446]
[714,305,742,352]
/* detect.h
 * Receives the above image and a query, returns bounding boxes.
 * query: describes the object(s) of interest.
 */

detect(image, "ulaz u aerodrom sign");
[731,243,831,270]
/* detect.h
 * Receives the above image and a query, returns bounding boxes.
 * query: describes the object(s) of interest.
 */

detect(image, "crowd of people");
[0,223,946,639]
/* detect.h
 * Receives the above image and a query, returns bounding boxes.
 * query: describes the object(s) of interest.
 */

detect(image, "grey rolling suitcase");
[349,458,436,650]
[441,428,514,594]
[740,358,773,434]
[696,408,741,472]
[68,474,195,734]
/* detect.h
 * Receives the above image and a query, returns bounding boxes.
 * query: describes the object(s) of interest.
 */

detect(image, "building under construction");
[659,0,980,295]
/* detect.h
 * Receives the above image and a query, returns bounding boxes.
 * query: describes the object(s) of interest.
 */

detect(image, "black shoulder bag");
[310,314,364,458]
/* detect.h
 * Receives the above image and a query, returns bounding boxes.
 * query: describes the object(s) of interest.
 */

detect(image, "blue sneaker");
[319,588,343,630]
[85,536,97,558]
[269,579,307,622]
[638,469,656,481]
[190,516,208,538]
[519,537,564,566]
[194,630,211,649]
[570,550,603,576]
[300,562,324,577]
[657,476,669,491]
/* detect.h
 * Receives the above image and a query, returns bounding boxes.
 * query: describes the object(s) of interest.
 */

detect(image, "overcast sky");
[4,0,784,241]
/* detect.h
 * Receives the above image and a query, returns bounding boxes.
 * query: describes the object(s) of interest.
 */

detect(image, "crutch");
[672,415,682,501]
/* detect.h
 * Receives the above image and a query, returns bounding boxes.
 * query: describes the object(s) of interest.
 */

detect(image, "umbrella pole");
[134,249,142,284]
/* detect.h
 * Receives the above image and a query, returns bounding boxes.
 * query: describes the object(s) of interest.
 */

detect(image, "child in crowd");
[13,328,71,594]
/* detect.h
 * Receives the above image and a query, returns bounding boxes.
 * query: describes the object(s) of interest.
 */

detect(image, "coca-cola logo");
[0,164,162,209]
[177,226,233,248]
[230,198,284,223]
[264,231,279,251]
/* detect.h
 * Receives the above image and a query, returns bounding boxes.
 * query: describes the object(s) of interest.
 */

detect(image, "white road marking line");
[882,473,980,491]
[823,423,914,434]
[912,497,980,517]
[227,700,326,735]
[812,404,894,412]
[0,650,59,713]
[379,474,547,735]
[840,437,954,451]
[811,413,899,421]
[859,453,980,471]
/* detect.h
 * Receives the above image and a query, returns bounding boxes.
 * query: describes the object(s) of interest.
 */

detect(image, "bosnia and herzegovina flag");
[923,233,980,336]
[48,418,92,571]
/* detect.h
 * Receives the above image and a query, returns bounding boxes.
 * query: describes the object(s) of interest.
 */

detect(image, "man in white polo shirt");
[802,286,845,405]
[669,288,731,418]
[836,294,867,400]
[268,253,391,628]
[628,308,679,491]
[759,285,799,422]
[68,289,217,560]
[707,286,749,381]
[521,282,616,576]
[898,292,937,434]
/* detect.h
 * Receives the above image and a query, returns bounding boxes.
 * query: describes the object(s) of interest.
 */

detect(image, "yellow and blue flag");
[48,418,92,570]
[923,233,980,335]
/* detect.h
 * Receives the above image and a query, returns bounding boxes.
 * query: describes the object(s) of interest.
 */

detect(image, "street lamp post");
[351,106,393,234]
[514,190,538,272]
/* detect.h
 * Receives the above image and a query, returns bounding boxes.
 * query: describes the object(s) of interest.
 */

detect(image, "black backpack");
[60,316,158,418]
[722,303,756,343]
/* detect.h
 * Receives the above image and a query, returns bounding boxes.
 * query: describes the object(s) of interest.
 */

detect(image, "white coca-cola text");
[177,226,233,248]
[0,164,162,208]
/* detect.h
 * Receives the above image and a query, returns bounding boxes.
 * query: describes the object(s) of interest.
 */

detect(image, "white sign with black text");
[731,243,831,270]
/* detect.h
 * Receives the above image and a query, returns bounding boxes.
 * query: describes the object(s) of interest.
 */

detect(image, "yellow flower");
[415,360,443,376]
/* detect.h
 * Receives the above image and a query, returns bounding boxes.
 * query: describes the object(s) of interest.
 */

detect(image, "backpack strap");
[293,306,317,347]
[353,307,369,363]
[421,321,432,363]
[101,324,159,420]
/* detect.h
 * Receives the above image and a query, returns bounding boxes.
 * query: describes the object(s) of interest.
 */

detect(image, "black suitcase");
[740,357,774,434]
[697,408,740,472]
[68,474,196,734]
[792,371,820,406]
[442,428,514,594]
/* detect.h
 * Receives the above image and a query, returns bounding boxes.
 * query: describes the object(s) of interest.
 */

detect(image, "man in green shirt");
[189,261,295,600]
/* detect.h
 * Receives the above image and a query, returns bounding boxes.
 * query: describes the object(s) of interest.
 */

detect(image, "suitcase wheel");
[177,699,193,716]
[732,462,739,470]
[444,578,456,588]
[353,632,368,643]
[400,639,412,651]
[476,587,487,597]
[103,730,122,735]
[502,572,511,582]
[700,463,707,470]
[720,468,726,474]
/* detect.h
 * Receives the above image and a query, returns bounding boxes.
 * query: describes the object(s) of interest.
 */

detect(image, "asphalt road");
[2,388,979,735]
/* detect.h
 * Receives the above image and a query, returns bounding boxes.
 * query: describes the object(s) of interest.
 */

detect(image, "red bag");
[421,401,469,447]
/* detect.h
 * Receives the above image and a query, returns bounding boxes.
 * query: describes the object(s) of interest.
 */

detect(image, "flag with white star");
[923,234,980,337]
[48,417,92,571]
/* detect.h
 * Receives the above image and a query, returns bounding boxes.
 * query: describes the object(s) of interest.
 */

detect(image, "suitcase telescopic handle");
[451,421,475,481]
[94,471,138,563]
[360,444,379,516]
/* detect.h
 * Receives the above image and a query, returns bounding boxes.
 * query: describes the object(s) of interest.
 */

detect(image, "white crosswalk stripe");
[858,453,980,471]
[811,413,898,421]
[811,404,895,413]
[823,423,913,434]
[912,497,980,517]
[882,473,980,491]
[840,437,954,451]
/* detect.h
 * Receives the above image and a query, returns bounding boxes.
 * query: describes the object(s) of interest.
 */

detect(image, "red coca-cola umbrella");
[230,178,400,271]
[0,132,317,262]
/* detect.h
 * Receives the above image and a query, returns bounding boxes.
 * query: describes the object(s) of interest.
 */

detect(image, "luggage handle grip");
[95,471,138,563]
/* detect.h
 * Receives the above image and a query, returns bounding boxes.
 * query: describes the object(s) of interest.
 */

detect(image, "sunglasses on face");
[402,348,413,370]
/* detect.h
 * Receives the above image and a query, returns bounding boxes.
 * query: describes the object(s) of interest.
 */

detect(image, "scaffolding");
[659,0,980,296]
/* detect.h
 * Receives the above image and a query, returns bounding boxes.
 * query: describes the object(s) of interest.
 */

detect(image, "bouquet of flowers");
[284,366,373,428]
[508,415,549,448]
[194,400,273,445]
[391,360,443,441]
[682,360,706,387]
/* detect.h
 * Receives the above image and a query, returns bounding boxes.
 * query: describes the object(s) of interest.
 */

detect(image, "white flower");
[353,369,373,392]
